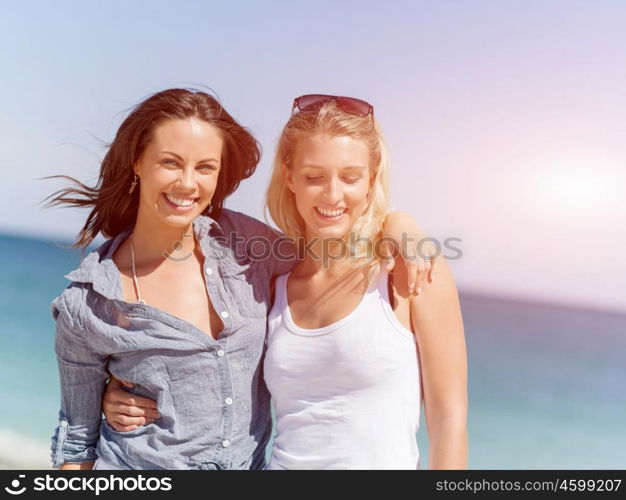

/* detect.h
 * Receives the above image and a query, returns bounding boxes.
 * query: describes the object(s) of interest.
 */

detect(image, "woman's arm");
[407,257,468,469]
[51,292,110,470]
[381,211,438,294]
[60,462,95,470]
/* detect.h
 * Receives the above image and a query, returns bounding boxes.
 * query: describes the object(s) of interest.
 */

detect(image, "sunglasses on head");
[292,94,374,117]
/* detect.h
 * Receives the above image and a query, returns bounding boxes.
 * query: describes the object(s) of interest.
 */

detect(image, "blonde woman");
[263,94,467,469]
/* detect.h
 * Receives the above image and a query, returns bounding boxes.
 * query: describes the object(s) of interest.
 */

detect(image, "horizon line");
[1,228,625,317]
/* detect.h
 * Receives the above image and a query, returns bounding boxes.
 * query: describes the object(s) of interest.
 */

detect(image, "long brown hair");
[44,88,260,249]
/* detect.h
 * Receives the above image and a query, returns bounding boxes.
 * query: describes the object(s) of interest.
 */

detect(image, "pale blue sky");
[2,0,625,311]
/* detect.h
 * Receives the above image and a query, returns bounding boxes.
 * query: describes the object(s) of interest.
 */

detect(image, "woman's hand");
[59,462,94,470]
[102,376,160,431]
[381,211,438,295]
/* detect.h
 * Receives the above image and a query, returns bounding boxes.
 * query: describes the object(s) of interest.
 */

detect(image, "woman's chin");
[307,224,351,241]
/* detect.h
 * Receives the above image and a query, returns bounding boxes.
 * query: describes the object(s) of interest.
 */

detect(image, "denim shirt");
[50,209,295,470]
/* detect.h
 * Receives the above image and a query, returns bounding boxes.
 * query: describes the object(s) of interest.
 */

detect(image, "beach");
[0,430,51,469]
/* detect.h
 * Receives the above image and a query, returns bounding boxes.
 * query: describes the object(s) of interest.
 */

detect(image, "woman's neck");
[295,235,358,278]
[130,213,197,266]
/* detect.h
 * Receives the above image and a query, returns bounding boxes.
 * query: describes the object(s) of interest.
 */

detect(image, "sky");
[1,0,625,312]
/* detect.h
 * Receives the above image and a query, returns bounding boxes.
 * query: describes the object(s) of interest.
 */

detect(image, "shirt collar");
[64,214,223,300]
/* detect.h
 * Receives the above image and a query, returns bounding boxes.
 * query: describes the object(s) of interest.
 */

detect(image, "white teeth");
[316,207,346,217]
[165,194,196,207]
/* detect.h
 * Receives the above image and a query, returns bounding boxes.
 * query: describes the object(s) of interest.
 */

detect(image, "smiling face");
[133,117,223,229]
[285,134,371,241]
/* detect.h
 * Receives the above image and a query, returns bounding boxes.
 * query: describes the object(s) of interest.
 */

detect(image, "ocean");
[1,232,624,469]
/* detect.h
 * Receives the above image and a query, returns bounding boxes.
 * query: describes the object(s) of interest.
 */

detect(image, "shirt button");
[220,311,229,319]
[216,349,225,358]
[222,440,230,448]
[205,267,213,276]
[59,420,68,428]
[224,397,233,406]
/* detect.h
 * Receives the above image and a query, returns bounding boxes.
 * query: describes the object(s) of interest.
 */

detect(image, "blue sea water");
[1,232,625,469]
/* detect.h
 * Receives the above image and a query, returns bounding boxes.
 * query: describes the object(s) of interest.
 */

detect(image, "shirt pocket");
[221,263,268,319]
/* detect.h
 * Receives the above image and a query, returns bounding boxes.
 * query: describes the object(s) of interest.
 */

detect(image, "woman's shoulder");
[52,239,117,321]
[50,282,89,327]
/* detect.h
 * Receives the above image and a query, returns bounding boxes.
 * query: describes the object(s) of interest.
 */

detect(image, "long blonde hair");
[265,99,391,264]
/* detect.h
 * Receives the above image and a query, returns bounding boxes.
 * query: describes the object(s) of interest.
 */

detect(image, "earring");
[129,173,138,194]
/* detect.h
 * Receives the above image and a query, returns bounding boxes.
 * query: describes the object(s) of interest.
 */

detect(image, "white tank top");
[264,264,421,470]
